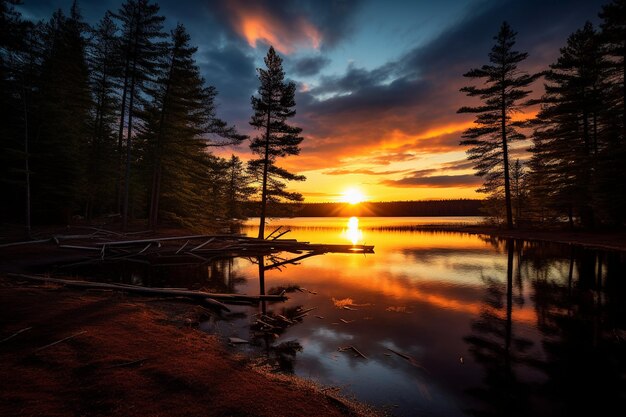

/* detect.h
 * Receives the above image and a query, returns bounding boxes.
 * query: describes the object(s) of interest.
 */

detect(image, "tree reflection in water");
[252,255,304,374]
[466,238,626,417]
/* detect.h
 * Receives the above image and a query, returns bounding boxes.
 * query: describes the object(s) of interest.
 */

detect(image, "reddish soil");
[0,278,374,417]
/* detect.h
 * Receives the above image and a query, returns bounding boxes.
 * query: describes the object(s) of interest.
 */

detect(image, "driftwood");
[272,229,291,240]
[33,331,87,353]
[191,237,215,252]
[338,345,367,359]
[0,327,32,344]
[264,252,319,270]
[265,226,282,240]
[7,274,288,310]
[385,347,428,371]
[0,238,51,248]
[105,358,149,368]
[175,240,190,254]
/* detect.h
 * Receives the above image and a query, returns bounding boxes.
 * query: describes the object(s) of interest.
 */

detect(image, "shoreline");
[0,276,377,417]
[1,221,624,416]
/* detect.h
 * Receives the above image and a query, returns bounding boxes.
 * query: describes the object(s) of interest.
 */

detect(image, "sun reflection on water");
[343,216,363,245]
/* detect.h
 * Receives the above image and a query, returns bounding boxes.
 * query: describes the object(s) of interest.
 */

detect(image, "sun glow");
[344,216,363,245]
[342,188,365,205]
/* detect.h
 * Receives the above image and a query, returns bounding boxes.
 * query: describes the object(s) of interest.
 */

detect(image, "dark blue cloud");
[289,55,331,77]
[381,174,482,188]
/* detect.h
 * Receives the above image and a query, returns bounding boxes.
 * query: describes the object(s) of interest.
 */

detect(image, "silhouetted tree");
[248,46,305,239]
[598,0,626,225]
[511,159,527,224]
[113,0,165,230]
[142,24,245,228]
[30,5,92,222]
[85,11,120,219]
[529,23,604,228]
[225,155,254,220]
[0,0,35,230]
[458,22,539,229]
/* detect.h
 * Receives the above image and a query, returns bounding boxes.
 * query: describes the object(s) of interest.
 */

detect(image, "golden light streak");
[343,216,363,245]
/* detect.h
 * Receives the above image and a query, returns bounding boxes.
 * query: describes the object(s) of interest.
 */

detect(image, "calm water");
[62,217,626,416]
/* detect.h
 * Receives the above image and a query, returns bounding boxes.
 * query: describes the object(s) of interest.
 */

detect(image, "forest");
[1,0,259,233]
[459,2,625,229]
[1,0,625,233]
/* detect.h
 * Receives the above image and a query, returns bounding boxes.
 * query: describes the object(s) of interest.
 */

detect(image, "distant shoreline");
[241,219,626,252]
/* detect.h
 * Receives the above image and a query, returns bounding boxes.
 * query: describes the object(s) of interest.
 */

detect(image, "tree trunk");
[258,99,272,239]
[23,87,31,237]
[116,56,130,215]
[501,88,513,229]
[122,63,137,232]
[149,47,177,229]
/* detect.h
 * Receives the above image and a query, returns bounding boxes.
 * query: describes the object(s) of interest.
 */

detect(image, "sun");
[342,187,365,205]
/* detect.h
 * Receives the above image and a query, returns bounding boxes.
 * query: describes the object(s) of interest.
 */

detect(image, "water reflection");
[343,216,364,245]
[50,221,626,416]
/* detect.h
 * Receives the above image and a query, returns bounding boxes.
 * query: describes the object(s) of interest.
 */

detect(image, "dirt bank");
[0,277,376,417]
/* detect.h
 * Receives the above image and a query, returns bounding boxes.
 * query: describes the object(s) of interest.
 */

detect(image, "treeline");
[0,0,254,232]
[244,199,483,217]
[459,1,626,229]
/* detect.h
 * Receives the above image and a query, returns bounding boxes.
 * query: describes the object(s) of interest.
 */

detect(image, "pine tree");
[225,155,254,220]
[599,0,626,225]
[530,23,605,228]
[113,0,166,230]
[142,24,245,229]
[85,11,120,219]
[510,159,527,225]
[249,46,305,239]
[31,5,92,222]
[458,22,539,229]
[0,0,34,229]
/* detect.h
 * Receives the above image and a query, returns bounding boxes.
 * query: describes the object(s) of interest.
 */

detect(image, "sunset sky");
[20,0,607,202]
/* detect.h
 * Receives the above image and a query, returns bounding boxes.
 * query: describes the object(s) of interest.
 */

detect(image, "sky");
[18,0,608,203]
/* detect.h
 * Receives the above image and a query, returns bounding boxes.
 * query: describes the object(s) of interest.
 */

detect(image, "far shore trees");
[458,22,539,229]
[248,46,305,239]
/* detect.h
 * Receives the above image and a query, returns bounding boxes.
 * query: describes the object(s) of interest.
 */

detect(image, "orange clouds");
[227,3,321,54]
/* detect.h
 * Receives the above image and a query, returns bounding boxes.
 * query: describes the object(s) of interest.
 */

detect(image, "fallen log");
[7,274,288,309]
[34,331,87,353]
[338,345,367,359]
[1,327,33,344]
[0,238,52,249]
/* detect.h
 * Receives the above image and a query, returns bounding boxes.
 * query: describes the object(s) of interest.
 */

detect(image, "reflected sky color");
[343,216,363,245]
[58,217,625,416]
[201,218,624,416]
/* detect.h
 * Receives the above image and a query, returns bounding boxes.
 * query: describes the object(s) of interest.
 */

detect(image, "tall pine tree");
[113,0,165,230]
[599,0,626,225]
[85,11,120,219]
[0,0,34,230]
[249,46,305,239]
[31,4,92,222]
[530,23,605,228]
[142,24,245,229]
[458,22,539,229]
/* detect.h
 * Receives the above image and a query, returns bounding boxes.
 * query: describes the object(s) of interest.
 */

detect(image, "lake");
[62,217,626,416]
